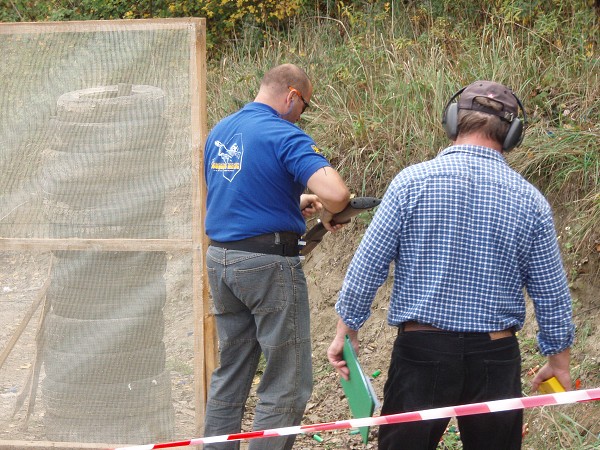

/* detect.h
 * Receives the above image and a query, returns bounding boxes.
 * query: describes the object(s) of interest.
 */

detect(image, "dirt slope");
[295,218,599,449]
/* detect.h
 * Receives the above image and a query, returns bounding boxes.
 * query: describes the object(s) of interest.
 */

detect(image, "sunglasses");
[288,86,309,112]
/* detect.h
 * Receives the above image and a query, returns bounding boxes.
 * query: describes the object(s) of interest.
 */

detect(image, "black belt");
[209,232,301,257]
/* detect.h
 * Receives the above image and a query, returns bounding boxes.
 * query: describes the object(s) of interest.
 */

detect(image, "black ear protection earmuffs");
[441,86,527,152]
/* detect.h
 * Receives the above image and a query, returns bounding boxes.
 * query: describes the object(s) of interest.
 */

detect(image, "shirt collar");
[244,102,279,116]
[438,144,507,164]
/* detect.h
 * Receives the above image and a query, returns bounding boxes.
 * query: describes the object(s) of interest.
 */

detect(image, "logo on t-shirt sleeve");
[211,133,243,182]
[311,144,322,154]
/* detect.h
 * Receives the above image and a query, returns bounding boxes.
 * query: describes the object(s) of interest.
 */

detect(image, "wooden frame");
[0,18,215,448]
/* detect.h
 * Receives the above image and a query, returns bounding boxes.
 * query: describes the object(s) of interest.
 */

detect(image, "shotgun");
[299,197,381,256]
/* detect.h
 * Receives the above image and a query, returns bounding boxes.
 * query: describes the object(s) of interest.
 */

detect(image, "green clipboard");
[339,335,379,444]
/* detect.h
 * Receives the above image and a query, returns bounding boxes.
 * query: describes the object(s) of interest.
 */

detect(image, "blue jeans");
[203,247,312,450]
[378,330,522,450]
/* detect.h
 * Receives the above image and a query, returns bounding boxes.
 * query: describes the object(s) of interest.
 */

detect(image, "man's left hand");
[531,348,571,392]
[300,194,322,218]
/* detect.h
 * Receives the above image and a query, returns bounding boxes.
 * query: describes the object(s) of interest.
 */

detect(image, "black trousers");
[378,330,523,450]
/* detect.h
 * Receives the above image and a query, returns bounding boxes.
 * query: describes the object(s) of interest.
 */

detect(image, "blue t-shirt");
[204,102,331,241]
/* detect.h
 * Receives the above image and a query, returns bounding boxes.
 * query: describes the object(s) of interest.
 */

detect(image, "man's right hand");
[327,319,359,381]
[320,209,344,232]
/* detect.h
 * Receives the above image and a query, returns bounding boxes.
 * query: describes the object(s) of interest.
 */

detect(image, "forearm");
[306,166,350,214]
[335,317,358,344]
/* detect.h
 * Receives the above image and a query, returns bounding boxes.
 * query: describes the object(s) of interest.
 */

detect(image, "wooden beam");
[0,17,204,34]
[0,238,194,252]
[0,440,116,449]
[0,272,49,370]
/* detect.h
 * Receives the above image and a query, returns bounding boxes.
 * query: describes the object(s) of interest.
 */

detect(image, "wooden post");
[189,17,214,434]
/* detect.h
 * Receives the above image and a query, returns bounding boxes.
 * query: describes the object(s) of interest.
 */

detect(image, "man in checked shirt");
[327,80,575,450]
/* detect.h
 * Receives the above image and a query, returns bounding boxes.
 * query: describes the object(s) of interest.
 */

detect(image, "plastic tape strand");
[113,388,600,450]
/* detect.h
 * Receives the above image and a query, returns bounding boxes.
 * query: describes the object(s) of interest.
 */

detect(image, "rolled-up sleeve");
[526,217,575,355]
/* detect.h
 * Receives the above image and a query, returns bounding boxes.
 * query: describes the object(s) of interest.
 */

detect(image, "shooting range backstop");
[0,18,215,448]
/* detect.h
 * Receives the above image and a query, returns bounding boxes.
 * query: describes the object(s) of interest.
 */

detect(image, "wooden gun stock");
[300,197,381,256]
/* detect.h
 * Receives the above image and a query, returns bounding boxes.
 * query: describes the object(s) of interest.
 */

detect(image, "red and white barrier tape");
[114,388,600,450]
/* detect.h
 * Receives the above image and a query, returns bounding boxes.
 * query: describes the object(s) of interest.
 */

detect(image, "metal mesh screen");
[0,19,205,447]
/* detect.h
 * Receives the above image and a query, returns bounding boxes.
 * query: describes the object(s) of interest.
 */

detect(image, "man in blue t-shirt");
[203,64,350,450]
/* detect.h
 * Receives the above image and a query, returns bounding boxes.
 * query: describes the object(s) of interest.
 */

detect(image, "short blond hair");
[260,64,311,97]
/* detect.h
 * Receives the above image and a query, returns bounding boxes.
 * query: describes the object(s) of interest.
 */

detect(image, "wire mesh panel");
[0,19,206,447]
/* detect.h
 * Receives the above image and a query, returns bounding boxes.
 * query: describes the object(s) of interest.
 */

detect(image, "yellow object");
[538,377,565,394]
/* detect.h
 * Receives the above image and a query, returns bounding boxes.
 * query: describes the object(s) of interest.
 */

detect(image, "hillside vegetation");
[205,1,598,263]
[205,2,600,448]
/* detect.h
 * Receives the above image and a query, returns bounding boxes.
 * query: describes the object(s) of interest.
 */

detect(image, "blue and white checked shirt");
[336,145,575,355]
